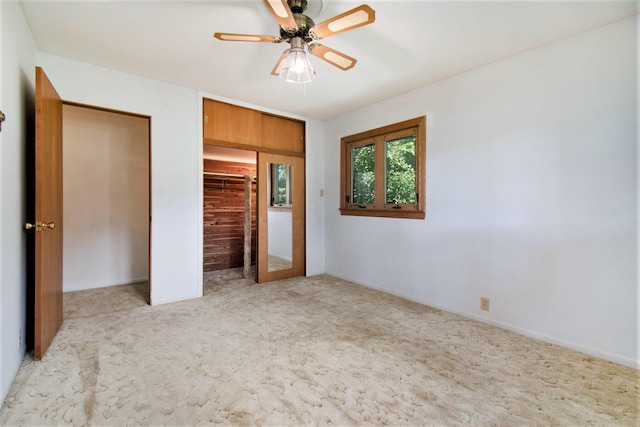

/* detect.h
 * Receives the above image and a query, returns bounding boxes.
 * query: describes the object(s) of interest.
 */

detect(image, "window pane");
[352,144,375,204]
[385,136,416,204]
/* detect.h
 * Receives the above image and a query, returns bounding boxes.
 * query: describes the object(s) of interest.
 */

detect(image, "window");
[340,116,426,219]
[270,163,292,207]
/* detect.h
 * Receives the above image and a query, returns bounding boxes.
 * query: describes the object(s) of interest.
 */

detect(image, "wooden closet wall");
[203,159,256,272]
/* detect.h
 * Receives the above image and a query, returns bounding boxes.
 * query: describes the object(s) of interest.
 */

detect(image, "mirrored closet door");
[257,153,305,283]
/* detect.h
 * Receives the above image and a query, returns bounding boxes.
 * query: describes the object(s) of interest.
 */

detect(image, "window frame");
[340,116,426,219]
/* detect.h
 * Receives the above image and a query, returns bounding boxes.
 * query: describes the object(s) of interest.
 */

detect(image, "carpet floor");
[0,269,637,426]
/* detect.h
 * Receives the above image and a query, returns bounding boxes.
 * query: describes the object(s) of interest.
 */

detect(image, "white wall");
[305,118,326,275]
[0,0,36,405]
[324,17,638,368]
[637,14,640,367]
[62,105,149,292]
[38,54,200,305]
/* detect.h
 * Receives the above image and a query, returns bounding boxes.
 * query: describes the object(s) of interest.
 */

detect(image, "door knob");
[25,222,55,231]
[25,222,42,231]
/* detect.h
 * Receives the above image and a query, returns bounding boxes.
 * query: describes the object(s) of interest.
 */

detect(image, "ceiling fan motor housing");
[280,13,315,43]
[288,0,307,14]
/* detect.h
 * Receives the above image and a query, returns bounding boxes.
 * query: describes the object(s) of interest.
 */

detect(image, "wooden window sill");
[339,208,425,219]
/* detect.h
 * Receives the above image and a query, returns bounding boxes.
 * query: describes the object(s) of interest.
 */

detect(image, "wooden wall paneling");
[261,113,305,153]
[203,159,256,176]
[203,161,257,272]
[243,176,252,279]
[203,99,261,147]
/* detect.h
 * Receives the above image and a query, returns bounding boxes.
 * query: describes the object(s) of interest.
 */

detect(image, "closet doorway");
[201,98,306,287]
[61,104,151,310]
[203,146,257,288]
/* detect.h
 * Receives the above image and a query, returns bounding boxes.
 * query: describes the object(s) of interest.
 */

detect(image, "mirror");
[267,163,293,272]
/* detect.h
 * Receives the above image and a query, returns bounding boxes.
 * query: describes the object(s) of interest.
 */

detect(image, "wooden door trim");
[203,138,305,158]
[63,100,151,120]
[256,153,305,283]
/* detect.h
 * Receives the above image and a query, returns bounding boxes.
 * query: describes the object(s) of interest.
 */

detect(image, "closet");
[63,104,150,295]
[202,98,305,283]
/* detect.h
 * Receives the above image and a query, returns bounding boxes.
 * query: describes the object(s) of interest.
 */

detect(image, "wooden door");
[261,114,305,153]
[203,98,261,146]
[30,67,63,360]
[257,153,305,283]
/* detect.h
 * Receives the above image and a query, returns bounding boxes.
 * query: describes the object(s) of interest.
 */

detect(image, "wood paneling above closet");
[203,100,261,147]
[261,113,304,153]
[203,98,305,156]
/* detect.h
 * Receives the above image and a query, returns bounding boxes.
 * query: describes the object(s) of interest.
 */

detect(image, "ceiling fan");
[214,0,376,83]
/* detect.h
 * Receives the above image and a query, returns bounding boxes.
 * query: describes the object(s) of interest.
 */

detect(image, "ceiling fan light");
[279,47,316,84]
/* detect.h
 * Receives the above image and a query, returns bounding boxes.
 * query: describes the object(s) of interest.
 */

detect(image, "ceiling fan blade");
[309,4,375,40]
[263,0,298,30]
[271,49,290,75]
[214,33,280,43]
[308,43,357,71]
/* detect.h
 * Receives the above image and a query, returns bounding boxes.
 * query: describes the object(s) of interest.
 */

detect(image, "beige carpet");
[63,281,149,319]
[1,269,637,426]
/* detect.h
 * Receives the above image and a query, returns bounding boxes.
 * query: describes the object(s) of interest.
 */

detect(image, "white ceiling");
[20,0,638,120]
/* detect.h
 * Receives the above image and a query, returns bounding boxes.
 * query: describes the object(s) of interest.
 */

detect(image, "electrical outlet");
[18,328,22,347]
[480,297,490,311]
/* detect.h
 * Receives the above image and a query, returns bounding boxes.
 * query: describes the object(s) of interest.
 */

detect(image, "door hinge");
[204,115,209,124]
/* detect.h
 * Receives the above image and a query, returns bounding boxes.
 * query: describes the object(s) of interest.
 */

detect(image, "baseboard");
[63,277,149,293]
[327,272,639,370]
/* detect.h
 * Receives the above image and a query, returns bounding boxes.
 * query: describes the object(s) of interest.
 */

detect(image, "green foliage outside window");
[275,164,287,204]
[351,138,416,205]
[352,144,375,204]
[385,136,416,204]
[272,163,292,206]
